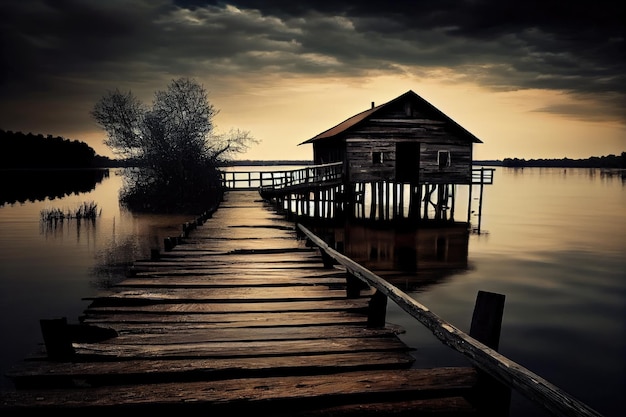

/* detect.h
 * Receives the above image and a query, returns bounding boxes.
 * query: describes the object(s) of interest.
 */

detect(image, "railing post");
[367,290,388,328]
[477,169,485,233]
[320,248,334,268]
[346,272,361,298]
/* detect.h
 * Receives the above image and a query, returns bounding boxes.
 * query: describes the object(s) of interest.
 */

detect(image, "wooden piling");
[367,290,388,328]
[39,317,74,360]
[468,290,511,415]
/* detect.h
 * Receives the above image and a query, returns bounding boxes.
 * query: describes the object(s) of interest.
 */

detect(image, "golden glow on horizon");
[78,73,625,161]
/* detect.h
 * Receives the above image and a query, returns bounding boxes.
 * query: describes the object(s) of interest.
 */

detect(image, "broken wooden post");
[470,290,505,349]
[469,290,511,416]
[40,317,74,360]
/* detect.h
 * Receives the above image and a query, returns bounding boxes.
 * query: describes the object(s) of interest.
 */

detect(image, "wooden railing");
[219,169,289,190]
[297,223,602,417]
[220,162,343,190]
[222,164,492,190]
[472,167,495,184]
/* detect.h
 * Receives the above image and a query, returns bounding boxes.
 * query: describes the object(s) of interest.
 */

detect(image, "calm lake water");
[0,166,624,416]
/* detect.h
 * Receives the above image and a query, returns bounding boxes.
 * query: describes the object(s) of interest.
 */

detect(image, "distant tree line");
[501,153,625,168]
[0,129,124,169]
[3,128,623,172]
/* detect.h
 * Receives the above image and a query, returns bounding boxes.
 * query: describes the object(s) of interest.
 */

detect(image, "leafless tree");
[92,77,258,212]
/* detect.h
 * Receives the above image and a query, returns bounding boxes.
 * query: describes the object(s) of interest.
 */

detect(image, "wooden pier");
[221,164,494,227]
[0,190,602,417]
[1,190,477,415]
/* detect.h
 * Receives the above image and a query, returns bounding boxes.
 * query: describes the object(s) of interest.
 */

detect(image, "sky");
[1,0,624,161]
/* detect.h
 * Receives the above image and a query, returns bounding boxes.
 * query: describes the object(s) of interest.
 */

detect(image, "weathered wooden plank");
[69,336,413,359]
[127,263,332,274]
[131,252,326,265]
[80,311,369,327]
[133,260,325,268]
[85,286,373,303]
[73,321,407,338]
[76,321,370,334]
[127,266,330,276]
[126,268,343,279]
[0,368,478,414]
[154,250,321,259]
[80,325,403,343]
[83,299,370,314]
[175,241,308,252]
[191,222,294,232]
[6,351,417,389]
[115,276,347,287]
[132,255,324,264]
[145,246,318,254]
[368,118,446,125]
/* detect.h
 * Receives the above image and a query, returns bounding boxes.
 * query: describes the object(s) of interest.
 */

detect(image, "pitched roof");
[299,90,482,145]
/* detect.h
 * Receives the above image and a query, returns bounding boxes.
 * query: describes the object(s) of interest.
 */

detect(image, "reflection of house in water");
[312,221,470,292]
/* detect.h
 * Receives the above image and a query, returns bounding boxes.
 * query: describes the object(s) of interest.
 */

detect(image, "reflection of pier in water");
[309,221,469,292]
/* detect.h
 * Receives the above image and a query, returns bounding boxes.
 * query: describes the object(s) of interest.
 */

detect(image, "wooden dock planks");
[1,190,479,415]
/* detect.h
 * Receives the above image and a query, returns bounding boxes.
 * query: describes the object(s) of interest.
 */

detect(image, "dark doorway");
[396,142,420,183]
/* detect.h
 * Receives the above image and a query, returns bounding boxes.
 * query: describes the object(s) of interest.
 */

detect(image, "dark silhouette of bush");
[91,77,257,214]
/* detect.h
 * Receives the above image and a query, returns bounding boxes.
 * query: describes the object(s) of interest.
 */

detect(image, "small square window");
[373,152,384,164]
[438,150,450,169]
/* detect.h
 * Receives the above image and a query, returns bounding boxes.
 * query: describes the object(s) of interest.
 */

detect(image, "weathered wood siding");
[313,141,345,165]
[344,139,472,184]
[419,142,472,184]
[346,139,396,182]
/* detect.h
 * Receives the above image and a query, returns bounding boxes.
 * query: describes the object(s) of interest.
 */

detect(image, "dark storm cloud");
[201,1,625,85]
[0,0,624,134]
[185,0,626,119]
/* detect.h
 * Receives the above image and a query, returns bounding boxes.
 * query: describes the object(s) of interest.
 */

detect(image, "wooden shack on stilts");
[296,90,491,226]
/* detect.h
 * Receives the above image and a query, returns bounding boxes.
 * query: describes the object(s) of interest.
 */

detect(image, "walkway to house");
[0,190,481,415]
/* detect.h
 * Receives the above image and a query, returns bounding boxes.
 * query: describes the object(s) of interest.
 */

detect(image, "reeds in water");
[40,201,101,222]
